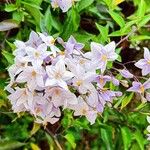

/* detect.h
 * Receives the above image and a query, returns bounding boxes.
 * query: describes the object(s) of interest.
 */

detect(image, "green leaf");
[0,140,25,150]
[24,3,42,29]
[138,14,150,27]
[48,9,62,31]
[30,123,41,136]
[13,11,24,23]
[109,10,125,28]
[77,0,94,12]
[42,6,52,33]
[30,143,40,150]
[0,19,19,31]
[5,4,17,12]
[121,93,134,110]
[121,127,132,150]
[130,35,150,41]
[137,0,146,18]
[2,50,14,65]
[134,130,146,150]
[109,29,129,37]
[100,127,113,150]
[64,133,76,149]
[96,23,108,43]
[21,1,42,10]
[61,8,80,39]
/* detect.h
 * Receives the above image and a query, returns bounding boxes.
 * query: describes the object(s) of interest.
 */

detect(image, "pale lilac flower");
[127,80,150,94]
[71,96,97,125]
[98,89,122,106]
[119,69,133,78]
[13,40,26,58]
[34,101,61,125]
[26,31,42,48]
[45,59,74,90]
[51,0,78,12]
[111,76,120,86]
[147,116,150,140]
[71,64,96,94]
[90,41,118,73]
[58,35,84,55]
[51,0,59,9]
[25,43,51,67]
[95,75,111,88]
[86,86,99,107]
[135,48,150,76]
[16,66,45,90]
[38,33,60,57]
[146,92,150,102]
[8,88,30,112]
[45,87,78,108]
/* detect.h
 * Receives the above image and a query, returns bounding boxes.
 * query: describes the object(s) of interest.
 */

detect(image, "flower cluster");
[51,0,79,12]
[6,31,150,132]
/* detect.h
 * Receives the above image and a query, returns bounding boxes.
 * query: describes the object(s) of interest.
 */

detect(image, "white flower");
[89,41,118,73]
[38,33,60,57]
[45,59,74,90]
[35,102,61,125]
[45,87,78,108]
[71,96,97,125]
[13,40,27,58]
[71,64,96,94]
[7,88,30,112]
[25,43,51,67]
[16,66,45,91]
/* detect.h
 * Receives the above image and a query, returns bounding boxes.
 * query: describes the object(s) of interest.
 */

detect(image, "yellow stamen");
[140,85,145,93]
[99,78,104,84]
[79,59,86,65]
[147,60,150,64]
[55,72,62,79]
[101,55,107,61]
[31,71,36,77]
[50,39,55,45]
[76,80,83,86]
[35,52,40,58]
[82,108,87,115]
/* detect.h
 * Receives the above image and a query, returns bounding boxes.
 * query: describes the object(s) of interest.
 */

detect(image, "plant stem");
[45,127,63,150]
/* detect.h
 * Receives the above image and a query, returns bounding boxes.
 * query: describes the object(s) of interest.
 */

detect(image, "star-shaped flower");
[45,60,74,90]
[127,79,150,94]
[90,41,118,73]
[135,48,150,76]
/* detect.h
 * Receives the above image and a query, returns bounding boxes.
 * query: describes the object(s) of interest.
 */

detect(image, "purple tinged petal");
[142,65,150,76]
[96,103,104,112]
[120,69,133,78]
[143,79,150,90]
[127,81,141,92]
[144,47,150,60]
[135,59,147,69]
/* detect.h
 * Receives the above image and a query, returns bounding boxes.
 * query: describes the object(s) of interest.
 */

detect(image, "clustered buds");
[5,31,150,140]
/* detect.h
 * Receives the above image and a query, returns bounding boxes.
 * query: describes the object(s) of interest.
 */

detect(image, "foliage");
[0,0,150,149]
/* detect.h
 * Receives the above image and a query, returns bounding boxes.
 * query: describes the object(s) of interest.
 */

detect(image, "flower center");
[35,52,40,58]
[101,55,107,61]
[82,108,87,115]
[99,78,104,84]
[55,72,62,79]
[139,85,145,93]
[76,80,83,86]
[147,60,150,64]
[50,39,55,45]
[32,71,36,77]
[54,89,61,96]
[79,59,86,65]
